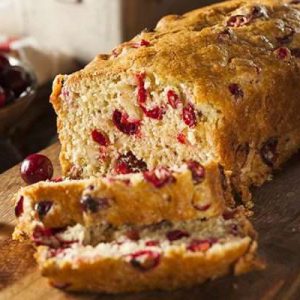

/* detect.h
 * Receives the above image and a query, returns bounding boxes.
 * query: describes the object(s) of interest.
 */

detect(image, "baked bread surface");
[13,162,229,240]
[51,0,300,202]
[34,214,260,293]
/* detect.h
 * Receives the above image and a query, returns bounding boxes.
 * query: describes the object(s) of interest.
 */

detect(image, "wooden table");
[0,143,300,300]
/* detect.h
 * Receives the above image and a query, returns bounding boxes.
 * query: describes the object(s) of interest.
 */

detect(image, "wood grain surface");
[0,143,299,300]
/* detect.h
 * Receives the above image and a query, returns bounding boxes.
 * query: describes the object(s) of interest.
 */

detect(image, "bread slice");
[51,0,300,202]
[13,162,231,241]
[35,213,261,293]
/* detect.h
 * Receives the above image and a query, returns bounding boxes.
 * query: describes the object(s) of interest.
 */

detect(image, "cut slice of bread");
[13,162,232,241]
[35,213,261,293]
[51,0,300,203]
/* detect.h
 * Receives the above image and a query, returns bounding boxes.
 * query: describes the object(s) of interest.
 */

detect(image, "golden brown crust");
[51,0,300,201]
[13,163,227,240]
[36,240,252,293]
[35,215,261,293]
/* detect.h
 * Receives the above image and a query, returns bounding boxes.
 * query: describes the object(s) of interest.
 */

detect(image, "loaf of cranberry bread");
[34,213,260,293]
[51,0,300,202]
[13,161,232,240]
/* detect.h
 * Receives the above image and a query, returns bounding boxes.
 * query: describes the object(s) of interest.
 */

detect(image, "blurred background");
[0,0,218,173]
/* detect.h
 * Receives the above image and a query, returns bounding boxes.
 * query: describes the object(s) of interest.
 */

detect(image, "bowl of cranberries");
[0,53,36,133]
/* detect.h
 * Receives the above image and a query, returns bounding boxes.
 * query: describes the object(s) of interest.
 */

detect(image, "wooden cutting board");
[0,143,300,300]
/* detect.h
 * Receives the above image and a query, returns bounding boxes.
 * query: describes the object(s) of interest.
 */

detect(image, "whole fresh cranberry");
[15,196,24,217]
[0,66,31,96]
[0,86,15,108]
[20,154,54,184]
[0,54,10,73]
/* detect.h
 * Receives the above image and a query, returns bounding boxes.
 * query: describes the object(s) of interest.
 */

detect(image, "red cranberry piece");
[136,73,147,104]
[192,203,211,211]
[143,167,175,188]
[0,54,10,72]
[260,137,278,167]
[132,39,151,48]
[218,28,232,42]
[80,195,110,213]
[0,66,31,96]
[32,226,56,246]
[55,235,79,248]
[129,250,160,271]
[113,109,141,135]
[20,154,53,184]
[15,196,24,217]
[142,105,165,120]
[167,90,180,109]
[166,230,190,241]
[182,103,197,128]
[228,83,244,101]
[230,224,240,236]
[187,238,217,252]
[227,15,250,27]
[274,47,291,60]
[145,240,160,247]
[222,209,237,220]
[91,129,109,146]
[186,160,205,184]
[35,201,53,219]
[112,47,121,57]
[125,229,140,241]
[291,48,300,58]
[114,151,147,174]
[50,176,63,182]
[177,133,187,144]
[33,227,54,238]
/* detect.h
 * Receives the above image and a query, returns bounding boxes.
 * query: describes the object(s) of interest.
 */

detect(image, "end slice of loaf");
[51,0,300,203]
[13,161,232,241]
[35,214,262,293]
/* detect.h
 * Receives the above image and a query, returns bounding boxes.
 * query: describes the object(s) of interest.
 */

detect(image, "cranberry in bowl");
[0,54,37,134]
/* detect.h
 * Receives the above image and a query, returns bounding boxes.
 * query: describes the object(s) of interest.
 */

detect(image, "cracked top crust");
[51,0,300,192]
[52,0,300,138]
